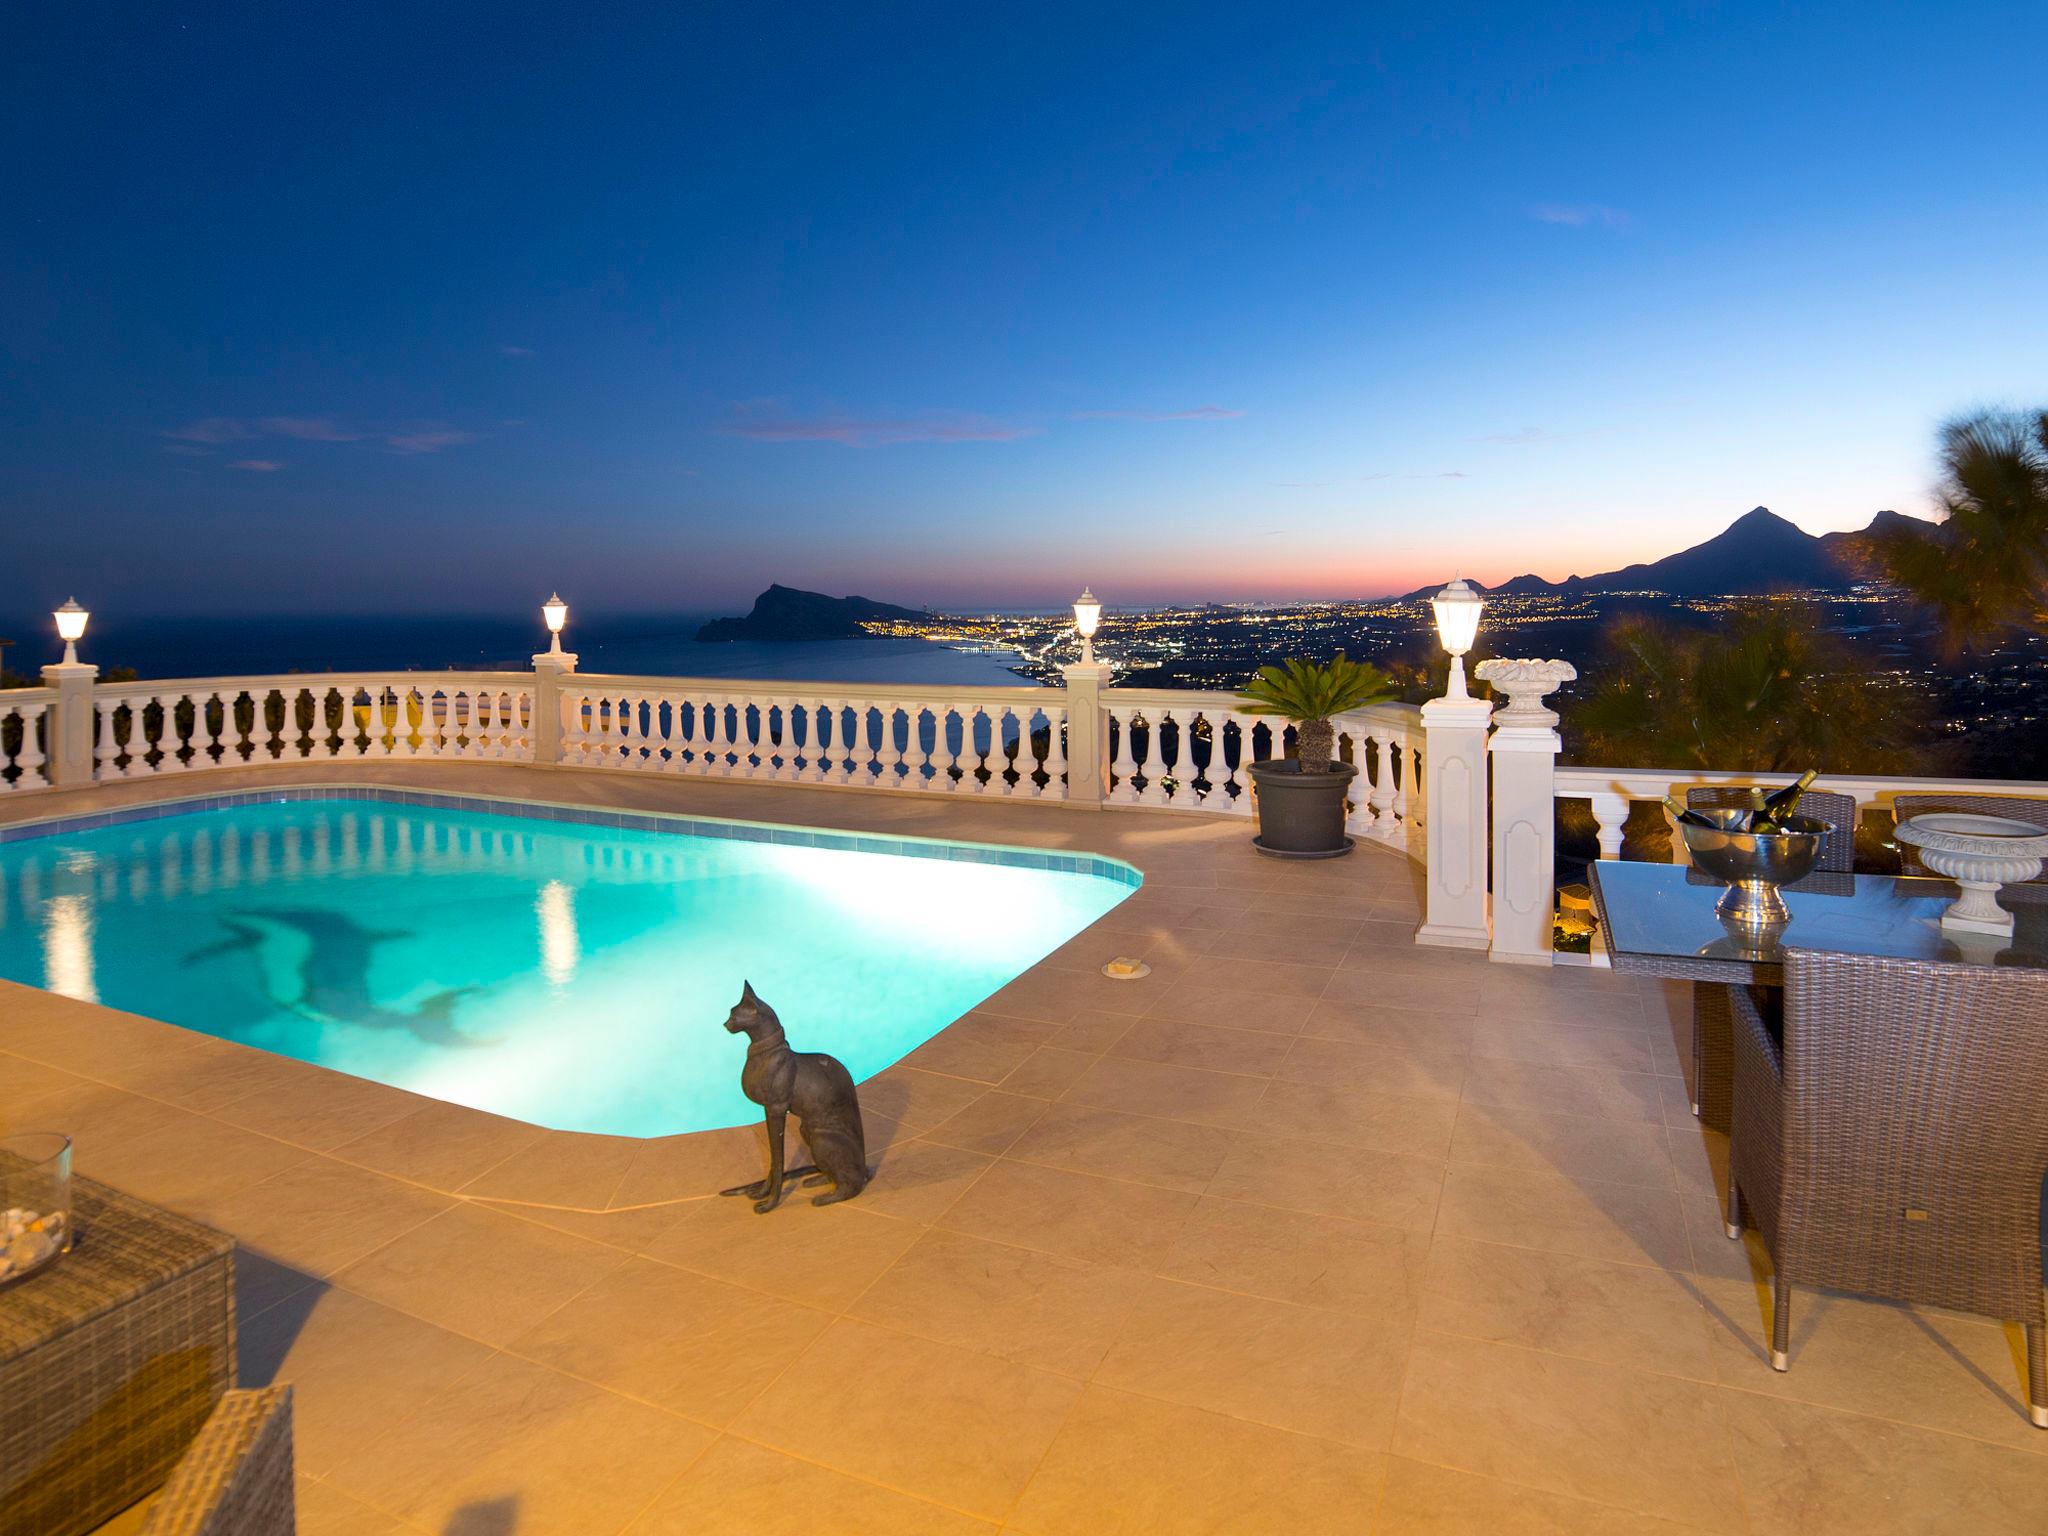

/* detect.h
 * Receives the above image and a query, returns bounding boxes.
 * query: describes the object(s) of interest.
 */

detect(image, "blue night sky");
[5,2,2044,617]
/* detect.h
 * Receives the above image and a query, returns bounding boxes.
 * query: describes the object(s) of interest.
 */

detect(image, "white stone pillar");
[40,662,98,787]
[1058,662,1110,807]
[1415,691,1494,949]
[530,649,579,766]
[1477,660,1577,966]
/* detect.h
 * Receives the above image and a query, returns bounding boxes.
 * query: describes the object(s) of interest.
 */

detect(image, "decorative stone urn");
[1893,813,2048,937]
[1474,658,1578,728]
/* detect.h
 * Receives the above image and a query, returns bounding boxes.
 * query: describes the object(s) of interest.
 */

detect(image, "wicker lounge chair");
[1892,791,2048,879]
[1680,787,1858,1130]
[138,1386,295,1534]
[1724,949,2048,1426]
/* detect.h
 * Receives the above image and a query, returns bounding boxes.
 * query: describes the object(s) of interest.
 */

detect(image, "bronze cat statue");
[719,982,871,1213]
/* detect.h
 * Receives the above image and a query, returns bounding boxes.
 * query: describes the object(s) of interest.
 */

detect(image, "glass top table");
[1588,861,2048,984]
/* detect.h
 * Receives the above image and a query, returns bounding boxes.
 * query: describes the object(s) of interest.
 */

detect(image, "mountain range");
[1400,507,1934,601]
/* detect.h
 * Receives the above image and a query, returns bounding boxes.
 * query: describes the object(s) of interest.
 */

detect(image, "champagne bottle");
[1663,795,1720,830]
[1752,769,1819,833]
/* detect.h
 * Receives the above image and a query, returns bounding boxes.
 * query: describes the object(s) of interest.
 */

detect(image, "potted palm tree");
[1237,654,1395,857]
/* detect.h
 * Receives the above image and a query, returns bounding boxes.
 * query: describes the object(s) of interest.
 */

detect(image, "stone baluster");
[996,706,1023,796]
[188,690,218,769]
[1661,799,1688,864]
[873,703,900,788]
[1108,706,1139,805]
[1589,792,1629,861]
[1140,710,1173,807]
[91,698,121,780]
[8,701,46,789]
[1040,705,1066,799]
[433,689,458,757]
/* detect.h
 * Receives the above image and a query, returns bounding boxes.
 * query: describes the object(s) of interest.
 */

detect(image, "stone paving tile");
[1721,1389,2048,1535]
[1058,1053,1274,1131]
[731,1317,1081,1521]
[1694,1274,2048,1456]
[1204,1130,1445,1231]
[937,1158,1201,1269]
[1436,1163,1693,1270]
[848,1226,1148,1377]
[626,1436,997,1535]
[325,1351,715,1534]
[1003,1100,1234,1193]
[1140,979,1318,1033]
[238,1285,497,1478]
[1392,1331,1745,1532]
[1108,1014,1295,1075]
[333,1200,630,1346]
[1009,1384,1387,1535]
[1448,1101,1682,1189]
[643,1197,925,1311]
[1095,1275,1412,1447]
[1158,1195,1430,1322]
[1419,1234,1717,1379]
[508,1254,832,1426]
[1371,1458,1717,1534]
[917,1088,1050,1156]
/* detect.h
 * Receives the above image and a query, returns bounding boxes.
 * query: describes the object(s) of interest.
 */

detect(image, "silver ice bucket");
[1678,809,1827,933]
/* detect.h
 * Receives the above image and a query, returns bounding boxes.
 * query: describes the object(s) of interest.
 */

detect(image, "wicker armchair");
[1724,950,2048,1427]
[1892,792,2048,880]
[138,1386,295,1535]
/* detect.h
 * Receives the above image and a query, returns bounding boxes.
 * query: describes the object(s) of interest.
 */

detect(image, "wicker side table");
[0,1176,236,1536]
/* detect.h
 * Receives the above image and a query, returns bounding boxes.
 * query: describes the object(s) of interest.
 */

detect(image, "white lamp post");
[53,598,90,666]
[1073,587,1102,666]
[541,592,569,655]
[1430,578,1484,698]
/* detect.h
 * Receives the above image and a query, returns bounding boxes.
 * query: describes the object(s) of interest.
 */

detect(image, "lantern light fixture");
[1072,587,1102,666]
[1430,577,1485,698]
[541,593,569,653]
[53,598,89,665]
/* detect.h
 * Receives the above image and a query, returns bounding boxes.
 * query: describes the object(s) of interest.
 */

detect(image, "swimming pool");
[0,790,1138,1136]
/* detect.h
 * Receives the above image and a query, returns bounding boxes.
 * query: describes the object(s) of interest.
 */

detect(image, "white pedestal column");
[1058,662,1110,807]
[1476,660,1577,966]
[40,662,98,787]
[530,649,579,766]
[1415,691,1494,949]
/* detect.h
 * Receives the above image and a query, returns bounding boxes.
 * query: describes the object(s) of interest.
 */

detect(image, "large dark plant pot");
[1247,759,1357,858]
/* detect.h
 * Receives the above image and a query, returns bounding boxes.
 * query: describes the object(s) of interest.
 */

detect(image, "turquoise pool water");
[0,794,1136,1136]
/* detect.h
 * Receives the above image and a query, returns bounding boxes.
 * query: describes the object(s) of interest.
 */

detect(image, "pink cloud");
[164,417,253,444]
[499,344,535,358]
[384,428,480,455]
[257,416,362,441]
[1070,405,1245,422]
[228,459,283,472]
[723,405,1037,447]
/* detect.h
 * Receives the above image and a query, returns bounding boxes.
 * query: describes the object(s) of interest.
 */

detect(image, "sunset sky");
[6,2,2045,615]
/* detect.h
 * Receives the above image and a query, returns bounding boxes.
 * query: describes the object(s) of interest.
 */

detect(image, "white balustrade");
[1096,688,1424,853]
[1555,766,2048,866]
[71,675,538,781]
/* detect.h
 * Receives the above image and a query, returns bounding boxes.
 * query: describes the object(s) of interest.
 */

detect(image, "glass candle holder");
[0,1132,73,1284]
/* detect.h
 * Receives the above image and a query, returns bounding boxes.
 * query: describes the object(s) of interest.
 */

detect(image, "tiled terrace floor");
[4,762,2044,1535]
